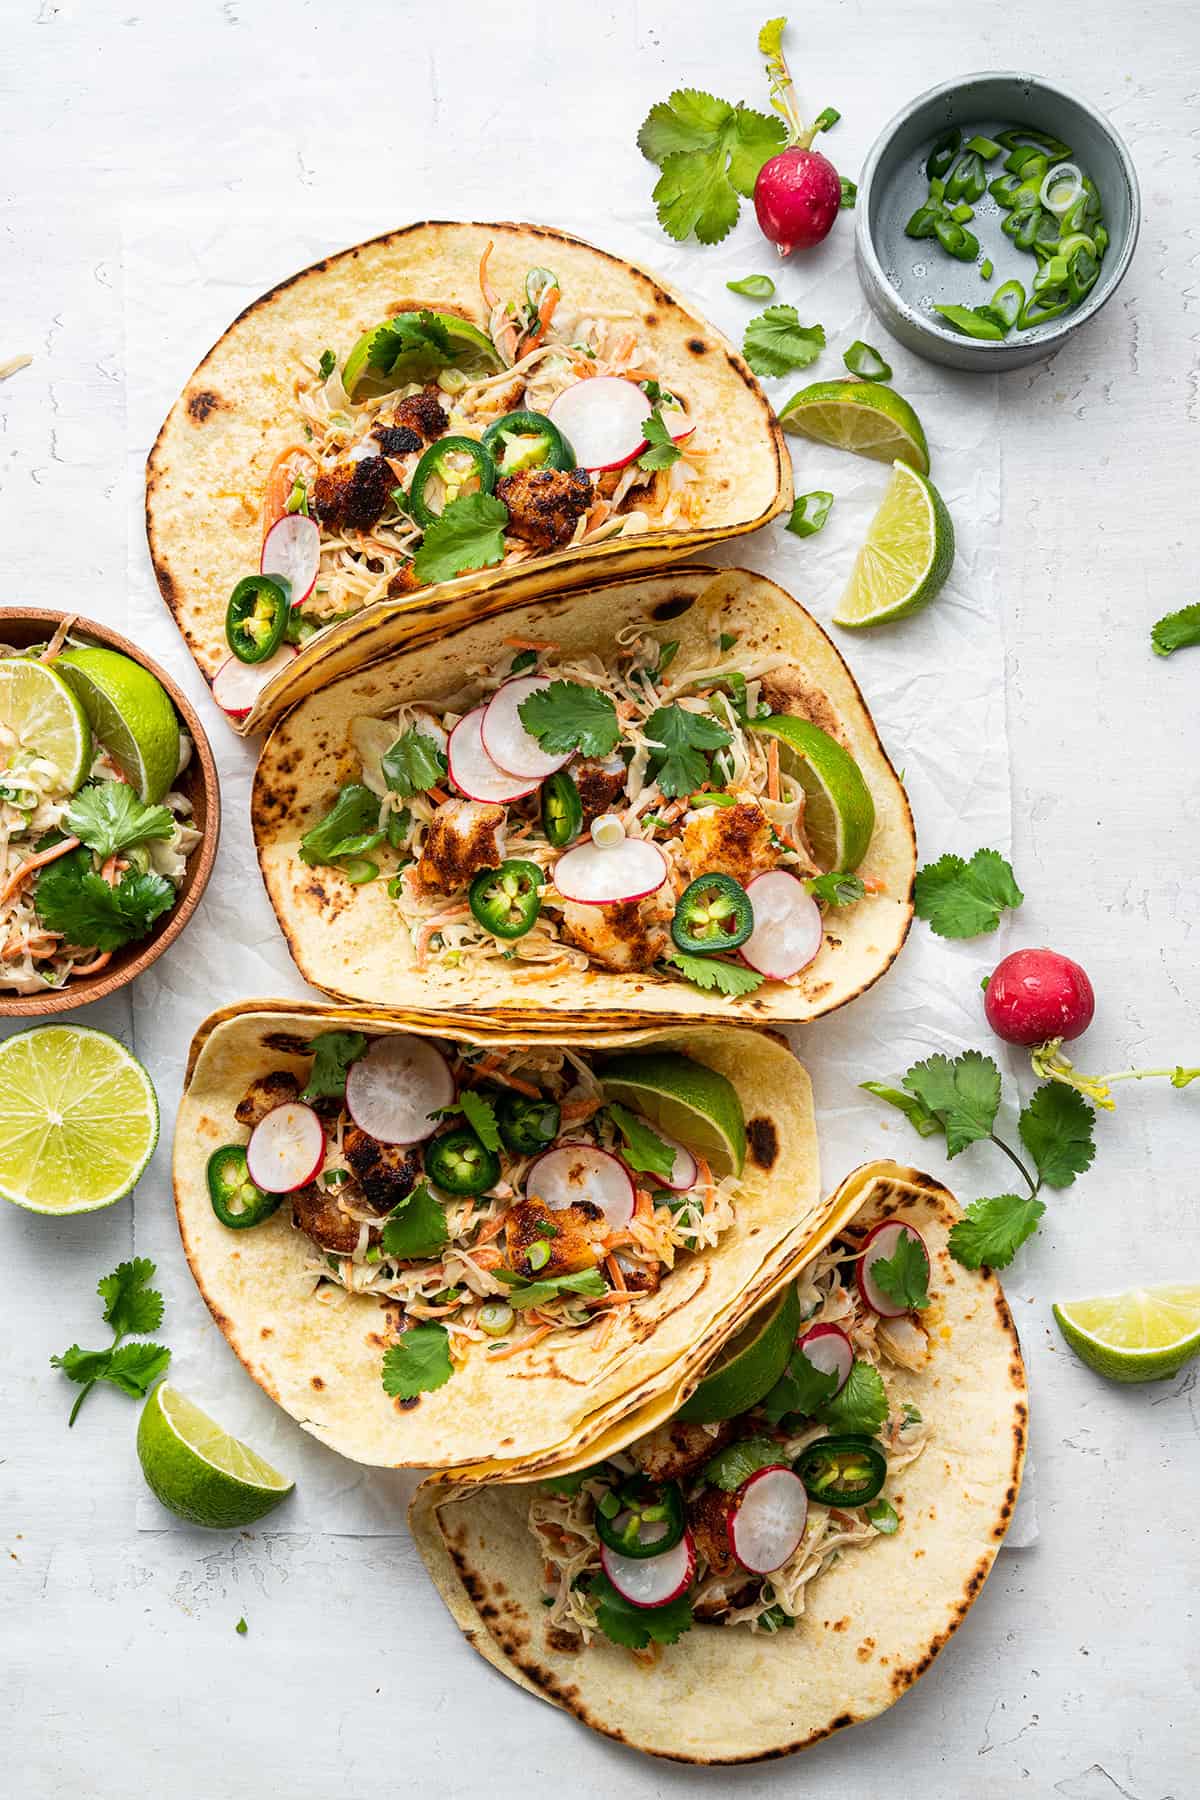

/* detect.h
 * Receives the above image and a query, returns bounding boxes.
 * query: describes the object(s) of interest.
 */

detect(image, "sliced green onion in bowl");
[1040,162,1083,215]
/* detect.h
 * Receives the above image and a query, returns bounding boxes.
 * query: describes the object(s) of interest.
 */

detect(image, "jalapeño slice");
[469,859,543,940]
[225,574,289,665]
[409,436,497,529]
[207,1145,282,1230]
[540,770,583,848]
[794,1435,887,1507]
[425,1126,500,1197]
[671,872,753,955]
[594,1476,686,1560]
[496,1091,560,1156]
[481,410,576,476]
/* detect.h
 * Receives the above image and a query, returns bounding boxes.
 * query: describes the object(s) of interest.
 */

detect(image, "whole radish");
[984,948,1095,1047]
[753,18,843,256]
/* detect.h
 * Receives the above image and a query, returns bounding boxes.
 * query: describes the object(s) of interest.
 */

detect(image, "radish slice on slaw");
[795,1322,853,1395]
[857,1219,931,1319]
[260,514,320,605]
[212,645,297,718]
[599,1531,695,1608]
[525,1143,634,1231]
[741,870,823,979]
[553,824,668,905]
[447,708,540,804]
[345,1036,455,1145]
[246,1102,325,1194]
[480,676,572,779]
[547,377,652,471]
[728,1467,808,1574]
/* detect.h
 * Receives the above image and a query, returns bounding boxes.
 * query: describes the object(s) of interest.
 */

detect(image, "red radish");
[600,1531,694,1608]
[665,411,696,444]
[620,1123,697,1193]
[447,708,540,804]
[753,20,843,256]
[481,676,572,780]
[728,1467,808,1574]
[741,871,823,979]
[985,947,1095,1046]
[795,1322,853,1395]
[547,377,652,471]
[345,1035,455,1145]
[526,1143,635,1231]
[553,833,667,905]
[260,514,320,605]
[246,1102,325,1194]
[212,645,296,718]
[858,1220,931,1319]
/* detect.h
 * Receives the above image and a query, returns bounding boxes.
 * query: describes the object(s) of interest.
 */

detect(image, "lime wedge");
[0,1024,158,1214]
[1053,1286,1200,1383]
[600,1051,746,1177]
[56,645,180,803]
[342,312,503,403]
[0,657,92,792]
[778,378,930,474]
[833,461,955,629]
[749,715,875,870]
[138,1384,294,1528]
[675,1284,801,1422]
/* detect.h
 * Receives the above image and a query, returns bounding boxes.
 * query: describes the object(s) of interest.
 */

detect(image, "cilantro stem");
[67,1325,124,1427]
[988,1132,1039,1199]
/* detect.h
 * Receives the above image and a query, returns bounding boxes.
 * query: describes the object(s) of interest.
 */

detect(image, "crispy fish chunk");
[497,467,593,550]
[612,1251,660,1296]
[688,1485,738,1580]
[291,1183,372,1257]
[313,455,394,534]
[505,1195,605,1279]
[414,799,506,896]
[343,1127,422,1215]
[574,755,627,826]
[681,801,777,888]
[234,1071,300,1128]
[628,1418,736,1484]
[379,386,448,449]
[559,891,671,973]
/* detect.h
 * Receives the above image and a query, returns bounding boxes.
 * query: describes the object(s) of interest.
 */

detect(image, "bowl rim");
[855,69,1141,357]
[0,607,221,1017]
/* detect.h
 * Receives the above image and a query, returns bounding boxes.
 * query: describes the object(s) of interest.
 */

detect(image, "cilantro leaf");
[866,1498,899,1534]
[760,1349,839,1423]
[298,784,382,867]
[869,1231,931,1310]
[591,1572,694,1649]
[98,1257,163,1336]
[636,407,682,472]
[644,703,730,797]
[914,848,1023,939]
[743,306,825,378]
[1151,603,1200,657]
[902,1051,1002,1158]
[819,1360,888,1436]
[65,782,174,862]
[702,1435,784,1491]
[412,493,509,585]
[318,349,336,381]
[1017,1084,1095,1189]
[606,1103,675,1182]
[727,274,776,298]
[668,950,764,997]
[517,681,620,758]
[807,870,864,907]
[35,848,174,951]
[458,1089,500,1152]
[948,1193,1046,1270]
[381,1324,454,1399]
[102,1341,171,1398]
[50,1345,115,1385]
[637,90,785,245]
[300,1030,366,1102]
[787,490,834,537]
[499,1267,607,1311]
[53,1257,170,1426]
[381,727,446,799]
[860,1081,943,1139]
[380,1183,449,1260]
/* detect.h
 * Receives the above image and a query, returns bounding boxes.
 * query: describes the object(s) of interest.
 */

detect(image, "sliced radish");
[728,1467,808,1574]
[741,870,823,980]
[547,376,652,472]
[261,514,320,605]
[600,1531,695,1608]
[246,1102,325,1194]
[666,411,696,444]
[480,676,572,780]
[616,1119,697,1193]
[526,1143,634,1231]
[858,1220,931,1319]
[553,834,667,905]
[796,1322,853,1395]
[345,1036,455,1146]
[212,645,297,718]
[447,708,540,804]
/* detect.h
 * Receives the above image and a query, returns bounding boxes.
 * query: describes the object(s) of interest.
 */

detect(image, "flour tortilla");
[174,1002,829,1475]
[146,221,790,735]
[252,566,915,1027]
[409,1162,1028,1762]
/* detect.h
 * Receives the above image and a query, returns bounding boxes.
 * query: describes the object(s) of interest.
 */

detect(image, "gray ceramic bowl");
[855,72,1140,371]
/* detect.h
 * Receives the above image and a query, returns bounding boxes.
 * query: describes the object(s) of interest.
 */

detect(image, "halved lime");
[675,1284,801,1422]
[749,715,875,871]
[138,1384,294,1528]
[0,1025,158,1214]
[833,461,955,629]
[1053,1286,1200,1383]
[56,645,180,803]
[600,1051,746,1177]
[0,657,92,791]
[342,312,503,403]
[778,378,930,474]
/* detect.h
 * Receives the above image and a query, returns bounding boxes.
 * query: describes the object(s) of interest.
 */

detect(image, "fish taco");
[410,1162,1028,1762]
[146,221,790,734]
[253,567,915,1026]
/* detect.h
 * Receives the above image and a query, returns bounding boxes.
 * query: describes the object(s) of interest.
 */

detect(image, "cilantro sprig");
[65,782,175,862]
[300,1030,366,1102]
[644,703,730,797]
[637,90,785,245]
[518,681,620,759]
[35,847,175,952]
[869,1231,931,1310]
[51,1258,169,1426]
[668,950,764,998]
[411,493,509,585]
[636,408,682,472]
[382,726,447,798]
[1151,603,1200,657]
[606,1103,675,1181]
[743,305,825,378]
[590,1571,694,1649]
[380,1182,449,1260]
[381,1323,454,1400]
[914,848,1023,939]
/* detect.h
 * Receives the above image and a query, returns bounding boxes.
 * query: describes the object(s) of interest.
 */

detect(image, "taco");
[410,1162,1028,1763]
[146,221,790,735]
[253,566,915,1027]
[173,1001,831,1474]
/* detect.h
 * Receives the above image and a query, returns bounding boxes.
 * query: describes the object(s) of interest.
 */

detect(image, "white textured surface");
[1,3,1197,1795]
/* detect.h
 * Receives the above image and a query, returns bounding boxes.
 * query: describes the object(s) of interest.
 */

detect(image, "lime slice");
[833,461,955,629]
[675,1284,801,1422]
[1053,1286,1200,1383]
[342,312,503,403]
[600,1051,746,1177]
[0,656,92,792]
[138,1384,294,1528]
[749,715,875,871]
[0,1024,158,1214]
[56,645,180,803]
[778,378,930,474]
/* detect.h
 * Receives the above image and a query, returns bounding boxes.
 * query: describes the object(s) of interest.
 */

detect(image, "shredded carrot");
[503,636,558,651]
[427,785,451,806]
[0,834,81,910]
[696,1156,716,1214]
[69,950,112,977]
[472,1210,509,1247]
[471,1245,503,1271]
[518,284,561,356]
[261,443,318,541]
[510,961,570,984]
[508,821,534,842]
[607,331,637,366]
[600,1230,639,1252]
[560,1096,603,1124]
[477,1057,541,1098]
[583,498,611,533]
[605,1254,628,1293]
[585,1290,637,1309]
[100,854,120,887]
[489,1323,556,1359]
[767,738,781,802]
[478,241,500,311]
[633,1188,654,1220]
[862,874,886,894]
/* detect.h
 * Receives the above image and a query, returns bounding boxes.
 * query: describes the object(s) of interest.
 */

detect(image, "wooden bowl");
[0,609,220,1016]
